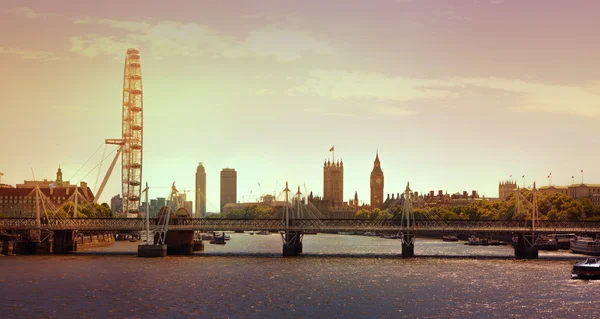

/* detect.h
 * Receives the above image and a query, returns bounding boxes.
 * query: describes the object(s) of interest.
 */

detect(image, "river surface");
[1,233,599,318]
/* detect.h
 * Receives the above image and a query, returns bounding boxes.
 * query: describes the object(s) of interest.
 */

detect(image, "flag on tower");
[509,174,512,178]
[572,176,574,178]
[522,175,525,178]
[329,146,334,152]
[581,169,584,172]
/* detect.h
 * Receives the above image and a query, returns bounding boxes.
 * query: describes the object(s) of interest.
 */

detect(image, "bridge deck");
[1,218,599,233]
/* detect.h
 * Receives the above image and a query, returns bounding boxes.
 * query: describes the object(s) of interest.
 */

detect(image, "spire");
[405,182,411,192]
[354,191,358,201]
[56,166,63,183]
[374,151,380,167]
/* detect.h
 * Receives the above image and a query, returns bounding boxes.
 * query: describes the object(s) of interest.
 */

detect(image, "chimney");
[80,181,88,199]
[50,187,54,195]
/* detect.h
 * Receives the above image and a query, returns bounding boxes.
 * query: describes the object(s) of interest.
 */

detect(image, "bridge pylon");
[281,183,304,256]
[513,182,539,259]
[400,182,415,258]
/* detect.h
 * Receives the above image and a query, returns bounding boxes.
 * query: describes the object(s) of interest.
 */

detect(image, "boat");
[304,231,317,235]
[209,232,226,245]
[571,258,600,279]
[200,233,213,241]
[547,233,576,250]
[338,231,356,235]
[535,236,559,251]
[570,236,600,256]
[257,231,270,235]
[465,236,488,246]
[487,239,506,246]
[363,232,377,236]
[442,235,459,242]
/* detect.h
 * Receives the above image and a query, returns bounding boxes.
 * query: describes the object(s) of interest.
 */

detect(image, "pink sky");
[1,0,599,210]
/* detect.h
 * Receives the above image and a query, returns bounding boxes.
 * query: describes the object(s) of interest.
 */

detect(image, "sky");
[1,0,599,212]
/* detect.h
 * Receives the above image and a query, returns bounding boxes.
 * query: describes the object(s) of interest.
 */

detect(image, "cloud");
[69,18,333,62]
[0,7,58,19]
[0,47,62,61]
[291,69,461,102]
[458,78,600,117]
[70,35,138,58]
[225,25,333,62]
[291,69,600,117]
[74,16,150,32]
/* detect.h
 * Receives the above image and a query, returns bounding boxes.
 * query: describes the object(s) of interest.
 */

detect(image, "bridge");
[2,183,597,258]
[2,217,600,234]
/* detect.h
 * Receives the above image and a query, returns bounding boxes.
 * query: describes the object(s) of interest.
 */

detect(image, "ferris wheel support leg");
[94,146,122,204]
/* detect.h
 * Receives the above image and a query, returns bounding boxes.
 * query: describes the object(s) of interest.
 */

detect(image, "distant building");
[538,185,569,196]
[111,194,123,215]
[0,167,94,217]
[568,184,600,206]
[499,180,517,200]
[220,168,237,212]
[195,163,207,218]
[324,159,343,207]
[184,201,193,214]
[370,152,384,210]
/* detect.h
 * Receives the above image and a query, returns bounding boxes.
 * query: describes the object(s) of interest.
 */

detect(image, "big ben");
[370,152,384,210]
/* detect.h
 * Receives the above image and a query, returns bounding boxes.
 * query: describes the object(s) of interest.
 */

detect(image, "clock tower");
[370,151,384,210]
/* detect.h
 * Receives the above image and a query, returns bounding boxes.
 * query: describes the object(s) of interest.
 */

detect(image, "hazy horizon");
[1,0,599,211]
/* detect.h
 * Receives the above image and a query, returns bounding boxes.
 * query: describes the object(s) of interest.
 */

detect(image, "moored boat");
[442,235,458,242]
[465,235,488,246]
[571,258,600,279]
[535,236,559,251]
[570,236,600,256]
[209,232,227,245]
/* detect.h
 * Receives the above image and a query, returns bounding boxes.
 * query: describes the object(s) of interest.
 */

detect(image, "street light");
[0,172,3,184]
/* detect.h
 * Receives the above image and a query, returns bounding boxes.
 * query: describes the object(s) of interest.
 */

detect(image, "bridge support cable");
[280,182,311,256]
[400,182,415,258]
[514,182,539,259]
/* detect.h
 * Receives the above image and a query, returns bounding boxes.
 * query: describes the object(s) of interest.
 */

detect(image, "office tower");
[220,168,237,212]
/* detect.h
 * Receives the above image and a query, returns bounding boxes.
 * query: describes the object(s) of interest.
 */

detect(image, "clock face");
[376,178,382,184]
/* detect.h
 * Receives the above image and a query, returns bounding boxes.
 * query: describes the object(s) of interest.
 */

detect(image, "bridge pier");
[160,230,194,255]
[514,233,538,259]
[53,230,77,254]
[282,231,303,257]
[401,233,415,258]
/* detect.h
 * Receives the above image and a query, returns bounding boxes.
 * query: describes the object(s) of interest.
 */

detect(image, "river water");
[1,233,598,318]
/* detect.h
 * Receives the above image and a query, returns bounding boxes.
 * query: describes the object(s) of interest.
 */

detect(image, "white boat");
[257,231,270,235]
[570,236,600,256]
[572,258,600,279]
[338,231,355,235]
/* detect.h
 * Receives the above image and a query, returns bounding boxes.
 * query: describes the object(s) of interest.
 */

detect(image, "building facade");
[370,152,384,210]
[499,180,517,200]
[0,167,95,217]
[324,159,343,207]
[195,163,207,218]
[538,185,569,196]
[220,168,237,212]
[111,194,123,215]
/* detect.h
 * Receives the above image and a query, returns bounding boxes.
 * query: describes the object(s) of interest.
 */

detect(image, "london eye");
[120,48,144,214]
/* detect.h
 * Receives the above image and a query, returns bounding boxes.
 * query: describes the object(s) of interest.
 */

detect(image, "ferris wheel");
[93,49,143,216]
[120,48,144,214]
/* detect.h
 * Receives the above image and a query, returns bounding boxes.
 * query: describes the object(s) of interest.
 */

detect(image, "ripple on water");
[1,234,598,319]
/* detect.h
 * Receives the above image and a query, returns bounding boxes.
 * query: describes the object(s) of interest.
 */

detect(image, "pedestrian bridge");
[1,218,599,234]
